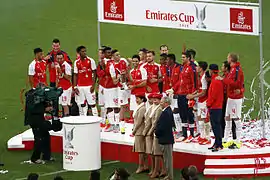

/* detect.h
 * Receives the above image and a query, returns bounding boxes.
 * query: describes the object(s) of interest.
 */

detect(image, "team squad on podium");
[28,39,245,154]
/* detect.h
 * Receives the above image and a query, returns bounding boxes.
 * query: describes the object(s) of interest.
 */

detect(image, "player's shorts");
[118,88,129,106]
[197,101,208,119]
[225,98,243,119]
[171,96,179,109]
[104,87,119,108]
[130,94,137,111]
[59,87,72,106]
[98,85,105,106]
[75,86,96,105]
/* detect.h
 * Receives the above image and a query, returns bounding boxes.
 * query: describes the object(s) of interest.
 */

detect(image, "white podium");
[61,116,101,171]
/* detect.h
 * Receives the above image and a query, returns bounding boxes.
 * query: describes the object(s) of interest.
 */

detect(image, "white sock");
[107,111,115,125]
[223,120,232,142]
[78,105,87,116]
[199,121,205,138]
[120,121,125,132]
[91,106,98,116]
[114,113,120,125]
[204,122,211,140]
[100,106,106,123]
[234,120,242,143]
[173,114,181,132]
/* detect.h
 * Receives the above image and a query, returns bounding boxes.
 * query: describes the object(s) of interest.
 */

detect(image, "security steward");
[24,83,63,164]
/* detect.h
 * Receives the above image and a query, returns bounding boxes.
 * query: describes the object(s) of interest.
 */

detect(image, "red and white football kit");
[197,72,208,119]
[28,59,47,88]
[116,58,130,106]
[74,57,97,105]
[103,61,119,108]
[224,62,244,119]
[57,61,72,106]
[142,62,161,94]
[97,60,106,106]
[129,67,147,111]
[47,50,71,84]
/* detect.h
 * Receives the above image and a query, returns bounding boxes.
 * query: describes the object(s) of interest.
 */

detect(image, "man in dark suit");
[155,96,175,180]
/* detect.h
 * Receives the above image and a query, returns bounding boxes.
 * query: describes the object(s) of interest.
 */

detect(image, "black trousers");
[30,121,52,162]
[221,100,236,139]
[177,95,194,138]
[209,109,222,148]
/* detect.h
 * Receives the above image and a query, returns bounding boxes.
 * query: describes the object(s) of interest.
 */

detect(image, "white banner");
[98,0,259,36]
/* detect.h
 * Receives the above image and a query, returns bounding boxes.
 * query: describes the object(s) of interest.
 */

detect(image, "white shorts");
[98,85,105,106]
[171,97,178,109]
[75,86,96,105]
[130,94,137,111]
[226,98,243,119]
[197,101,208,119]
[59,87,72,106]
[118,88,129,106]
[104,87,119,108]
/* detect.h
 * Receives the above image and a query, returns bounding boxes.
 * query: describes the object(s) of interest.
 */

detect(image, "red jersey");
[207,74,224,109]
[142,62,160,93]
[57,61,72,90]
[74,57,97,86]
[47,50,71,83]
[223,62,244,99]
[169,63,181,90]
[28,59,47,88]
[174,62,198,95]
[97,61,106,87]
[160,64,170,92]
[130,67,147,95]
[104,61,118,89]
[198,72,208,103]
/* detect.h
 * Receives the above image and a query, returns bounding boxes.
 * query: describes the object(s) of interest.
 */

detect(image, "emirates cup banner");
[98,0,259,36]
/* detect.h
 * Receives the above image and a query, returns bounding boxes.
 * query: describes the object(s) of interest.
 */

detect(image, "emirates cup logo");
[64,127,75,149]
[110,1,117,14]
[194,5,207,29]
[104,0,124,21]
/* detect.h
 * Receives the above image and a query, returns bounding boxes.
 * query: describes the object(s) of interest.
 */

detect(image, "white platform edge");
[204,168,270,175]
[205,158,270,165]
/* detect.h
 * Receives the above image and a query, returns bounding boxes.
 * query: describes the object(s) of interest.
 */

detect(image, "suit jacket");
[148,105,163,136]
[132,103,146,136]
[155,106,175,145]
[143,105,153,136]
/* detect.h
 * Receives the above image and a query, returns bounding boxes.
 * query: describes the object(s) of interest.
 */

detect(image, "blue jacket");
[155,106,175,145]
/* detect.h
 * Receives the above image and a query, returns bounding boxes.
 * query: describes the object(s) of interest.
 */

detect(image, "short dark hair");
[223,60,231,71]
[147,50,155,56]
[54,176,64,180]
[56,52,64,57]
[205,70,211,78]
[52,38,60,44]
[132,54,140,60]
[182,51,191,60]
[76,46,86,53]
[27,173,39,180]
[186,49,196,58]
[198,61,208,71]
[167,54,176,62]
[139,48,148,53]
[34,48,43,55]
[160,44,168,50]
[99,45,107,51]
[102,46,112,53]
[160,53,167,59]
[111,49,118,55]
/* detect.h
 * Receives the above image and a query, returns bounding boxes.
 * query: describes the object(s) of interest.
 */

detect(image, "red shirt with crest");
[57,61,72,90]
[28,59,47,88]
[74,57,96,86]
[130,67,147,95]
[142,62,160,93]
